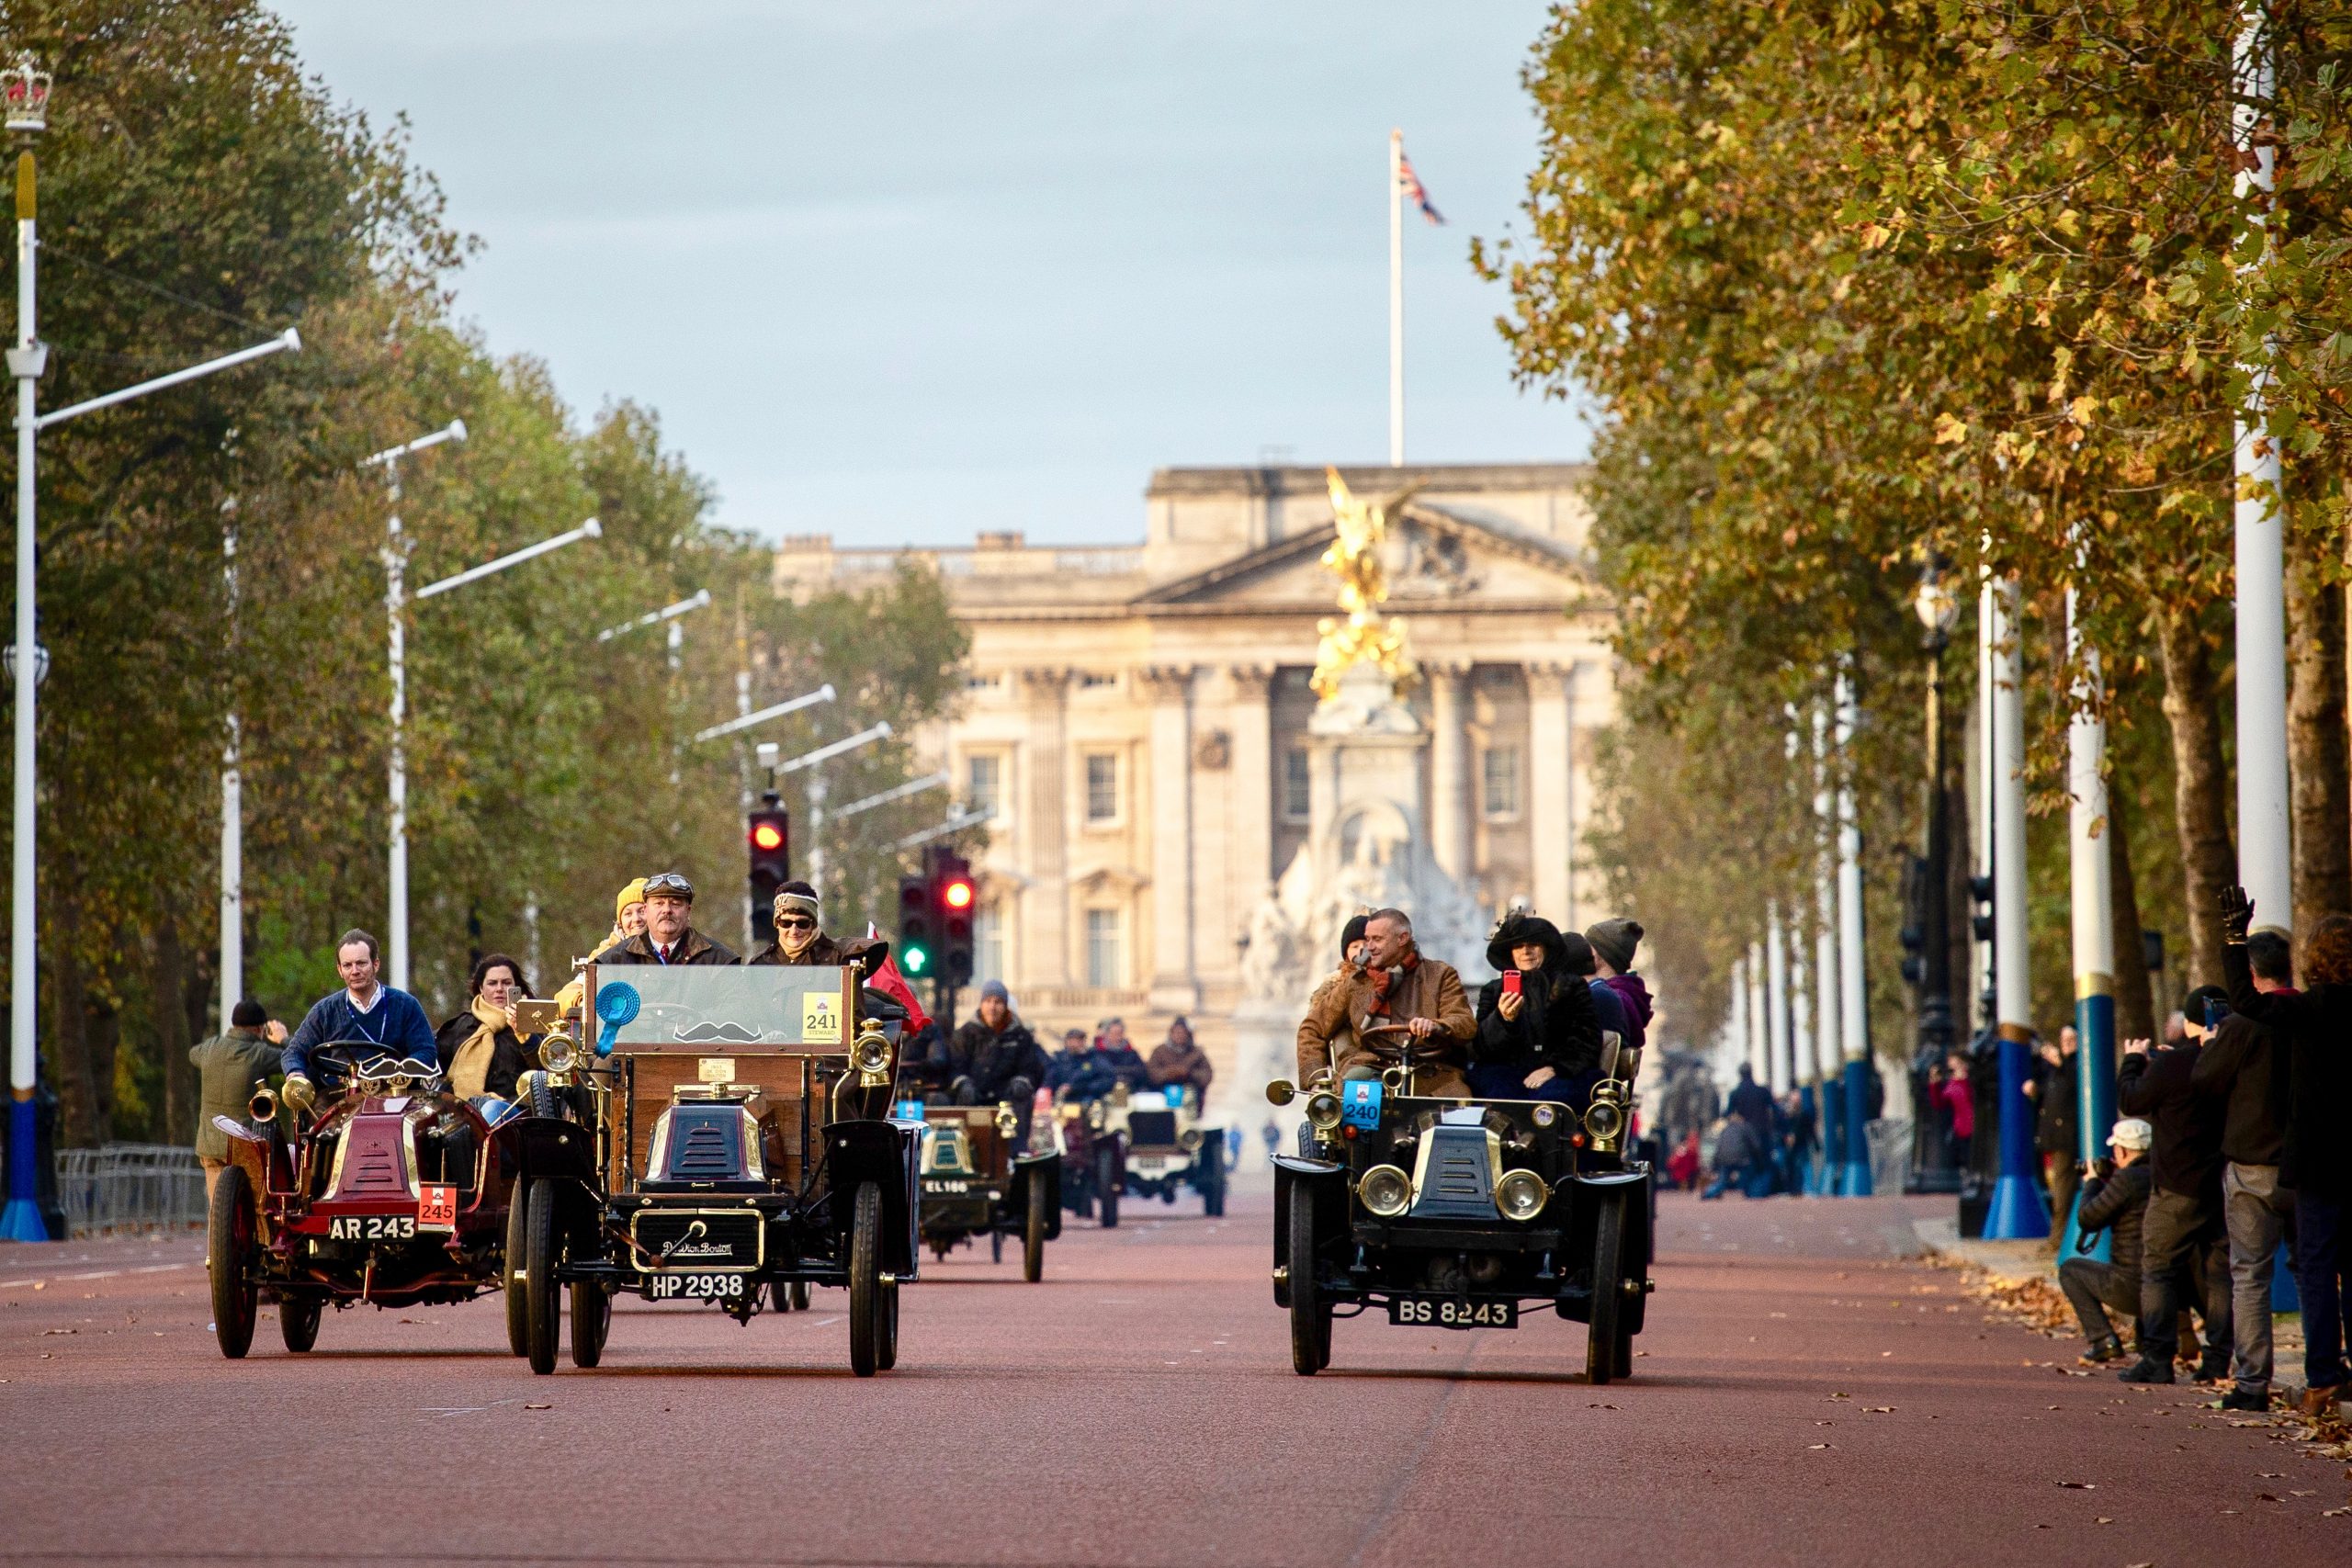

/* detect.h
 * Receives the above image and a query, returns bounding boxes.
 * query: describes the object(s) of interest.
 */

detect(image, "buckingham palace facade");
[772,462,1617,1057]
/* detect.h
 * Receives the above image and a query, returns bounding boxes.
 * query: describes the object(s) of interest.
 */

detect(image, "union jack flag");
[1398,149,1444,226]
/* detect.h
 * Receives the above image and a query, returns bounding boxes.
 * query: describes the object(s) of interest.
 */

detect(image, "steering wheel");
[1357,1023,1449,1062]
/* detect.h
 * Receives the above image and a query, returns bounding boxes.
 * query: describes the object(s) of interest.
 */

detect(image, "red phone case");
[1502,970,1521,996]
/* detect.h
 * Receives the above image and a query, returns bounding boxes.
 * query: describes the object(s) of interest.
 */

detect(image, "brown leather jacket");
[1147,1038,1214,1092]
[1295,954,1476,1096]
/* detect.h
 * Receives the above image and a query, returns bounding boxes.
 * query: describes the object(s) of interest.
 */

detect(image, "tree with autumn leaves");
[1483,1,2351,1059]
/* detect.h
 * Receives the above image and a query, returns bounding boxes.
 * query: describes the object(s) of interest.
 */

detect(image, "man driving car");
[1295,908,1474,1097]
[281,929,441,1109]
[596,873,741,966]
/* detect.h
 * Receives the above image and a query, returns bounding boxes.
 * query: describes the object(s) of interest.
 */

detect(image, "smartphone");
[2204,997,2231,1029]
[1502,970,1522,998]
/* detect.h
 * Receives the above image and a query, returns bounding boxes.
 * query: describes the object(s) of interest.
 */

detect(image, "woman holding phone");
[1469,911,1603,1105]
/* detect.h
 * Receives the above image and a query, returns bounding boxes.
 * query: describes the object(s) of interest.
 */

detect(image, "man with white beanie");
[2060,1117,2157,1366]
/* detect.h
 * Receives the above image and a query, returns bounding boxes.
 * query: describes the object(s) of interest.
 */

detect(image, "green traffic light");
[902,944,931,976]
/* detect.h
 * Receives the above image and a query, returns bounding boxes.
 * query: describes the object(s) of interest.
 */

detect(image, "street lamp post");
[1908,557,1962,1196]
[6,56,302,1239]
[383,505,599,990]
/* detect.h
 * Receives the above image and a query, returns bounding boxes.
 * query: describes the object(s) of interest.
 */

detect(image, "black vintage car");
[903,1098,1059,1279]
[1268,1029,1653,1382]
[512,961,921,1377]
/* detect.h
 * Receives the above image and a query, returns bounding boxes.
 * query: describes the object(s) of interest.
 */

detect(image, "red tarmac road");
[2,1190,2344,1567]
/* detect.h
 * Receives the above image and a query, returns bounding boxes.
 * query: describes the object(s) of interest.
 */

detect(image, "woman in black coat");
[1470,913,1602,1106]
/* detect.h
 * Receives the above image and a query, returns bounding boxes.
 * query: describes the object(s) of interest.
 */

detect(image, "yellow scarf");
[449,995,506,1100]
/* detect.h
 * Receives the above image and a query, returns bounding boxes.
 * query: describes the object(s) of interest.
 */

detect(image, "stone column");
[1428,660,1473,885]
[1227,664,1275,895]
[1139,664,1199,1012]
[1016,668,1072,989]
[1527,661,1574,925]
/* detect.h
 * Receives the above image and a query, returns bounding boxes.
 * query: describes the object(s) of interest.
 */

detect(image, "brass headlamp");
[851,1027,894,1087]
[993,1102,1020,1140]
[1583,1080,1628,1154]
[247,1085,278,1123]
[537,1032,578,1077]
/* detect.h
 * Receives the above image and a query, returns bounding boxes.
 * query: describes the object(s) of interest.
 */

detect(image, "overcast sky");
[271,2,1589,547]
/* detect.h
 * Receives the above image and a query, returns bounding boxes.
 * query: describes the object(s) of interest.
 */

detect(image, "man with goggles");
[595,872,740,967]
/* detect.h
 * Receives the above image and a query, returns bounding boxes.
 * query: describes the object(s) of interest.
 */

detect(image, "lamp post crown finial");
[4,55,51,136]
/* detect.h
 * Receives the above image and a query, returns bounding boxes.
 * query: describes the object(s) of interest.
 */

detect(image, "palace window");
[965,753,1001,820]
[1482,746,1523,820]
[1283,747,1311,821]
[974,903,1003,984]
[1085,908,1125,987]
[1084,752,1120,824]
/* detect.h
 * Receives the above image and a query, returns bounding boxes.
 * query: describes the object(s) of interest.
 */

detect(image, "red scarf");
[1365,951,1420,1019]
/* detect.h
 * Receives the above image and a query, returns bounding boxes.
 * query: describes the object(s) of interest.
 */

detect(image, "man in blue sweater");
[281,929,441,1108]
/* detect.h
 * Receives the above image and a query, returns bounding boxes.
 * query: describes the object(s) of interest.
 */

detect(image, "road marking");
[1,1261,191,1291]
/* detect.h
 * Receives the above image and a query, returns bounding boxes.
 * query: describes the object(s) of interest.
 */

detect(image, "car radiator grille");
[1126,1111,1177,1146]
[1408,1126,1498,1219]
[633,1210,762,1269]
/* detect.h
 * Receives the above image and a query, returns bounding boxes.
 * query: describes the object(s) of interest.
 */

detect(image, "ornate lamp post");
[1905,555,1963,1195]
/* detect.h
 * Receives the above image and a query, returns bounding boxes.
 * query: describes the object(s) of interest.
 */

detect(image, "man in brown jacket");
[1295,908,1475,1097]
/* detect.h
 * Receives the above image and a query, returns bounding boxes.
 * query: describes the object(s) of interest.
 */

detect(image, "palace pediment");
[1129,502,1595,614]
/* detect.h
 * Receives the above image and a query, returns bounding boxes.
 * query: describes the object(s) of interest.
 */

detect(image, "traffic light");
[747,797,789,945]
[897,869,934,980]
[1968,873,1995,943]
[934,850,976,986]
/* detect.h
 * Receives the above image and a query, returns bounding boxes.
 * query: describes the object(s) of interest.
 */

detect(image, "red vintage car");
[206,1040,573,1358]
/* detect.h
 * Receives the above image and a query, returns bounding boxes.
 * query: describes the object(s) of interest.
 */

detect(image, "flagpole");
[1388,127,1403,468]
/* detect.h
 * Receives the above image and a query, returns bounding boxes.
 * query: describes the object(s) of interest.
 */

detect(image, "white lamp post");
[6,55,301,1240]
[773,721,893,903]
[383,511,600,990]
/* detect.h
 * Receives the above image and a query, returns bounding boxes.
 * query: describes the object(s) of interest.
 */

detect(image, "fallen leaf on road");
[1808,1443,1832,1450]
[39,1327,74,1336]
[29,1280,41,1291]
[1828,1392,1850,1400]
[2255,1494,2280,1503]
[524,1403,551,1410]
[1588,1403,1618,1410]
[2055,1482,2096,1490]
[1864,1406,1894,1414]
[1880,1350,1894,1358]
[2095,1517,2112,1525]
[1770,1312,1787,1319]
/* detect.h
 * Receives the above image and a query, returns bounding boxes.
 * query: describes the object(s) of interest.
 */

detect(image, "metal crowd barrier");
[1864,1118,1913,1200]
[53,1143,207,1237]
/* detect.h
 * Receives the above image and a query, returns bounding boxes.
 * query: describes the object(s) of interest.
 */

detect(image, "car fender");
[497,1114,598,1190]
[1272,1155,1348,1307]
[1569,1168,1649,1190]
[1007,1151,1063,1241]
[827,1117,921,1279]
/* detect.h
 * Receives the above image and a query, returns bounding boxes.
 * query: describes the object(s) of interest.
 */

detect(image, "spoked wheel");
[503,1179,531,1356]
[1096,1145,1121,1229]
[1587,1189,1625,1386]
[1287,1180,1329,1376]
[523,1179,563,1375]
[278,1293,322,1352]
[569,1280,610,1369]
[208,1164,259,1359]
[1023,1173,1048,1283]
[1199,1140,1227,1217]
[876,1282,899,1371]
[848,1181,885,1378]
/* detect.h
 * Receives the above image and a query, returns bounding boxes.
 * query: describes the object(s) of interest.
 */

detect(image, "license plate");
[417,1183,458,1230]
[327,1213,414,1241]
[648,1271,748,1301]
[1387,1296,1518,1329]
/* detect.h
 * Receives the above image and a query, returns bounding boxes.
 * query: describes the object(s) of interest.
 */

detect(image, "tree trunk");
[2288,553,2350,922]
[2106,787,2156,1045]
[152,919,198,1150]
[1944,777,1974,1035]
[48,896,100,1148]
[2154,604,2235,986]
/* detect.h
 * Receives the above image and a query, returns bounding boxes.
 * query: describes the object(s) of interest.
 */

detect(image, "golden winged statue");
[1310,467,1419,700]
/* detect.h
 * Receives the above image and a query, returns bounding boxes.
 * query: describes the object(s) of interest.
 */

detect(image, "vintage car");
[1268,1028,1653,1382]
[206,1040,560,1359]
[1055,1091,1127,1226]
[1116,1083,1227,1217]
[511,961,921,1377]
[899,1096,1060,1279]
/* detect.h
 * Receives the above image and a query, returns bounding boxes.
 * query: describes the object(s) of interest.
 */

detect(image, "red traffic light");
[751,821,785,852]
[943,879,974,910]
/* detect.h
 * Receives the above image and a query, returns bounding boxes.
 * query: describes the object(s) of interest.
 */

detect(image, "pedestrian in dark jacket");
[191,1001,285,1197]
[2061,1117,2155,1363]
[1585,918,1653,1054]
[2191,929,2296,1410]
[2035,1026,2082,1227]
[1726,1061,1773,1131]
[937,981,1049,1134]
[1470,913,1602,1105]
[2218,889,2352,1417]
[598,872,741,966]
[433,953,542,1105]
[2115,986,2233,1384]
[744,881,847,967]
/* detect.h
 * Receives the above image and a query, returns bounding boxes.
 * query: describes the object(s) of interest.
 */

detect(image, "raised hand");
[2218,884,2255,946]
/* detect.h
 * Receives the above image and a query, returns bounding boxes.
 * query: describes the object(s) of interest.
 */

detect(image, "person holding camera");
[2191,929,2297,1411]
[2114,986,2233,1384]
[2060,1118,2155,1365]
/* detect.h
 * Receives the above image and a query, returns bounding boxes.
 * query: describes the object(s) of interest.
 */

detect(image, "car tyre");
[1587,1189,1624,1387]
[990,1228,1004,1265]
[848,1180,884,1378]
[1288,1179,1325,1376]
[569,1280,609,1369]
[1199,1139,1227,1217]
[1023,1170,1048,1282]
[278,1293,322,1352]
[523,1179,562,1376]
[503,1178,531,1356]
[769,1279,797,1313]
[789,1280,809,1312]
[208,1163,258,1359]
[876,1281,899,1371]
[528,1076,561,1120]
[1096,1145,1121,1229]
